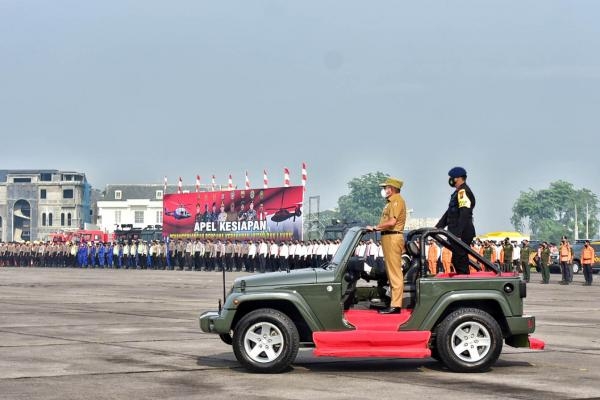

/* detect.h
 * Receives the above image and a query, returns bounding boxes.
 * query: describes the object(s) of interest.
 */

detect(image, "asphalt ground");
[1,267,599,400]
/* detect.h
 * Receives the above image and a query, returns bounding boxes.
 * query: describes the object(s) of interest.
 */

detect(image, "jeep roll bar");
[406,228,501,277]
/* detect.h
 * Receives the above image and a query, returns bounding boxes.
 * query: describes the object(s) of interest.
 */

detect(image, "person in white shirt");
[512,241,521,272]
[297,242,307,268]
[269,241,279,272]
[376,241,385,272]
[355,241,366,257]
[258,239,268,273]
[247,241,257,272]
[305,241,314,268]
[185,240,194,271]
[193,239,204,271]
[288,241,297,270]
[278,242,289,271]
[367,239,379,267]
[327,240,339,261]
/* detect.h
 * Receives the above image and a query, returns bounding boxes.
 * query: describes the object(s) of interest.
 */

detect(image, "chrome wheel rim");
[243,322,284,363]
[450,321,491,363]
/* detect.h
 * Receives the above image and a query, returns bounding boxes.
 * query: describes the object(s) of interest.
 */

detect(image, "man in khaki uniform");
[368,177,407,314]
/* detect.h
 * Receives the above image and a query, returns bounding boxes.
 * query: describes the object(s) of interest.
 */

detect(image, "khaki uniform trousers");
[427,259,437,275]
[381,234,404,308]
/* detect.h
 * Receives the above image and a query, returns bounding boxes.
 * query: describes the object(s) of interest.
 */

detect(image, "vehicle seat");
[402,258,421,309]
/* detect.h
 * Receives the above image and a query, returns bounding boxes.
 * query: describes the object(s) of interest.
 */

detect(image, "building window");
[40,189,47,199]
[134,211,144,224]
[156,210,163,224]
[115,210,121,224]
[13,177,32,183]
[156,190,163,200]
[42,213,47,226]
[0,216,2,228]
[61,213,65,226]
[48,213,53,226]
[67,213,72,226]
[63,189,74,199]
[115,190,122,200]
[40,173,52,181]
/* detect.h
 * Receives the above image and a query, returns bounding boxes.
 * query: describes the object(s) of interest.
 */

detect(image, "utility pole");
[574,203,579,240]
[586,202,590,239]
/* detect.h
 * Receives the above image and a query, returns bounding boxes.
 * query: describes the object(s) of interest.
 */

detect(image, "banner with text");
[163,186,303,242]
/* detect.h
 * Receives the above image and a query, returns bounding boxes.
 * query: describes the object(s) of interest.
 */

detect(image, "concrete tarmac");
[1,267,599,400]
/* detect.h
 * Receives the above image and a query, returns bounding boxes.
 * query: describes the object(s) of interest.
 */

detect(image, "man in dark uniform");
[501,238,513,273]
[435,166,476,275]
[520,239,532,282]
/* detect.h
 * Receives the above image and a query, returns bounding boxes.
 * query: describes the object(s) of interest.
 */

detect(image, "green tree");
[337,171,390,226]
[511,180,599,241]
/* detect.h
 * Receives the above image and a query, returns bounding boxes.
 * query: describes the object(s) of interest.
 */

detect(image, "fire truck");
[49,229,112,244]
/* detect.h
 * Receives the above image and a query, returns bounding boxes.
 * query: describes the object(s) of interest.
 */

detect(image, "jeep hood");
[234,268,327,288]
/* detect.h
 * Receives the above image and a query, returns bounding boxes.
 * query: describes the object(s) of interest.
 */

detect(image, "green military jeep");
[199,227,543,373]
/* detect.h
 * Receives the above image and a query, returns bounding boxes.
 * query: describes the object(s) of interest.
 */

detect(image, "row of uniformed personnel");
[0,239,343,272]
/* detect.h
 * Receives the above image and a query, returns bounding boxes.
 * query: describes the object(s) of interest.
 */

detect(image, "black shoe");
[369,302,390,310]
[378,307,401,314]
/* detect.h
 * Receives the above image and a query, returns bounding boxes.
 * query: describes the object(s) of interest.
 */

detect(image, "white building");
[405,217,440,230]
[97,184,214,233]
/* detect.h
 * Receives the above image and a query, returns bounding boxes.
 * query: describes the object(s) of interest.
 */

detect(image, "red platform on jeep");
[313,309,431,358]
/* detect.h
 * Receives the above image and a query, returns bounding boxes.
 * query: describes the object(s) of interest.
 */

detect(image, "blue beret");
[448,166,467,178]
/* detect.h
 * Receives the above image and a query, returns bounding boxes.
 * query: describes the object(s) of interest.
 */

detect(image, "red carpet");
[312,309,431,358]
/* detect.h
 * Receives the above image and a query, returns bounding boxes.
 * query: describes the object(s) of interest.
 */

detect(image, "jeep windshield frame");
[330,227,370,276]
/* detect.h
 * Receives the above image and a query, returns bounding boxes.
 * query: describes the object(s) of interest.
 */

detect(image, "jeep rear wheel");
[435,308,503,372]
[232,308,299,373]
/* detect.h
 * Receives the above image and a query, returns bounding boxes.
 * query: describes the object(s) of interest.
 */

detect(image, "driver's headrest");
[405,240,420,257]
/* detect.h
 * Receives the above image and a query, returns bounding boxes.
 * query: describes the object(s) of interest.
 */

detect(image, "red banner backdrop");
[163,186,304,242]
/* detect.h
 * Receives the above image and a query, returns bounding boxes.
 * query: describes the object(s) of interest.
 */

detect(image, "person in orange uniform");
[469,240,482,273]
[581,240,595,286]
[559,236,573,285]
[427,239,440,275]
[441,245,453,274]
[480,240,497,264]
[367,177,407,314]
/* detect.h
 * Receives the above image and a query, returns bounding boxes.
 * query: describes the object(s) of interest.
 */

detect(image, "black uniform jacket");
[435,183,476,237]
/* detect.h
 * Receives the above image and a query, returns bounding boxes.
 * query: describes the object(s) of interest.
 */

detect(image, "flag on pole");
[284,168,290,187]
[228,174,233,191]
[263,169,268,189]
[163,176,167,194]
[178,177,182,194]
[245,171,250,190]
[211,175,216,191]
[301,162,307,192]
[196,175,201,193]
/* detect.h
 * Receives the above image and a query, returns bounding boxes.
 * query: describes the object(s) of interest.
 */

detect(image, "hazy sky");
[2,1,599,234]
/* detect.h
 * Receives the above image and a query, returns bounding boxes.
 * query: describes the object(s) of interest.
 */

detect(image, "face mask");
[380,188,387,198]
[448,177,456,187]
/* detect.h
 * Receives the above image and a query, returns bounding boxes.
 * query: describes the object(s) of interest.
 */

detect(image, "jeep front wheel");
[232,308,299,373]
[435,308,503,372]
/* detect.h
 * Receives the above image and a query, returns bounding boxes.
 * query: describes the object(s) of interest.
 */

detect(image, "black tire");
[219,332,233,345]
[434,308,503,372]
[572,261,581,275]
[232,308,299,373]
[429,345,440,361]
